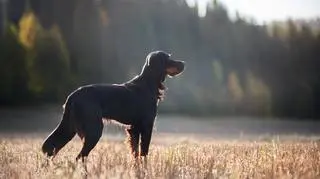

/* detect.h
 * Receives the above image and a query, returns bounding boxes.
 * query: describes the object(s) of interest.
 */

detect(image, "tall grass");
[0,136,320,178]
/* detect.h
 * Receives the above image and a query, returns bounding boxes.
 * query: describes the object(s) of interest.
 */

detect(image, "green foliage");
[212,60,223,83]
[1,0,320,118]
[19,11,72,101]
[19,11,39,49]
[227,71,244,103]
[0,11,73,104]
[0,24,29,105]
[245,72,272,116]
[26,25,72,101]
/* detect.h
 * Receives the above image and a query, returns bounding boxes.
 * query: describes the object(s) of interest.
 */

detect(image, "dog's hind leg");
[76,116,103,162]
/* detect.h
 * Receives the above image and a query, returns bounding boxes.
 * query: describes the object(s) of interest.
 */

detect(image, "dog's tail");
[42,99,76,157]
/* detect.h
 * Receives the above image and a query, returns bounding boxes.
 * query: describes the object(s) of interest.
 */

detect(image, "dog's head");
[140,51,185,101]
[142,51,185,82]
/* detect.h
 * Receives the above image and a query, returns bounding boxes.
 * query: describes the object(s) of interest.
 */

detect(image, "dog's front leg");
[126,128,140,158]
[140,122,154,157]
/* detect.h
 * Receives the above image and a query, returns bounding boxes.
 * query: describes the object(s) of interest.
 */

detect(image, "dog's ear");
[147,51,171,66]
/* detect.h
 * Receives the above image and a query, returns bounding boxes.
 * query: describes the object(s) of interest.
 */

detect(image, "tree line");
[1,0,320,119]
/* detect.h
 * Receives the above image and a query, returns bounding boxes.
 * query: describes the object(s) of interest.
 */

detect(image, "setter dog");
[42,51,185,161]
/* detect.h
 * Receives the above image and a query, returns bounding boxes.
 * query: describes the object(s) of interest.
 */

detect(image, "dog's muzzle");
[166,61,185,76]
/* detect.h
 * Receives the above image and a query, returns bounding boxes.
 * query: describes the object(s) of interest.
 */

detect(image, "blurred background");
[1,0,320,135]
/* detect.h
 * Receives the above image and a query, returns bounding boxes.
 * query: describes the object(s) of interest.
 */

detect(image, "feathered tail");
[42,100,75,157]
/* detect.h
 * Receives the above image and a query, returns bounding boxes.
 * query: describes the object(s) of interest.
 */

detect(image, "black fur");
[42,51,185,160]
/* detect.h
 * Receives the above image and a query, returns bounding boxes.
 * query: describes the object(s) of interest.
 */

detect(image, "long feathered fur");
[42,100,75,157]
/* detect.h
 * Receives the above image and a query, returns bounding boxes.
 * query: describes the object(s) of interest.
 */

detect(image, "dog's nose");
[178,61,185,72]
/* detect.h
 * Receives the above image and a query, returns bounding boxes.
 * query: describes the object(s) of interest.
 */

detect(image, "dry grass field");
[1,135,320,179]
[1,108,320,178]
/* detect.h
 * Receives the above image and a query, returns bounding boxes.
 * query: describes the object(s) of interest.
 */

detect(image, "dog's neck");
[126,75,166,101]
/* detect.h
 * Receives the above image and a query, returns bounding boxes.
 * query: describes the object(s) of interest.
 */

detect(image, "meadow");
[1,135,320,179]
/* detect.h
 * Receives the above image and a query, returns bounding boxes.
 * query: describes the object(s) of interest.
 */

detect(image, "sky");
[187,0,320,23]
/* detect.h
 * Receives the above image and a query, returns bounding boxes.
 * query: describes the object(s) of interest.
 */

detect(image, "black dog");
[42,51,185,161]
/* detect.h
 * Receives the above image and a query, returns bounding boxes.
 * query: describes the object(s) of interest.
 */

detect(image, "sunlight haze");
[187,0,320,23]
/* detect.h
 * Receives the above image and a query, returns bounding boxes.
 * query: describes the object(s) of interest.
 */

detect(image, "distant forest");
[1,0,320,119]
